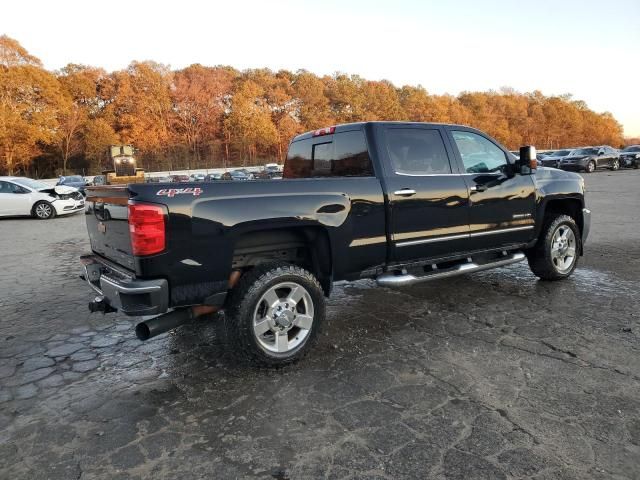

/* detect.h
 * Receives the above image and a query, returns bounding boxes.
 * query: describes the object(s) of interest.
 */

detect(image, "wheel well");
[232,227,333,295]
[544,199,583,235]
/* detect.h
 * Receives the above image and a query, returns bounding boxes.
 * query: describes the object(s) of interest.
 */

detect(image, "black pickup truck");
[81,122,590,366]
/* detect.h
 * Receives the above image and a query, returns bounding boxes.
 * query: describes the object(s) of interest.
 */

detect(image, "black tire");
[633,161,639,170]
[585,160,596,173]
[32,201,55,220]
[610,159,620,171]
[224,262,326,368]
[526,214,580,281]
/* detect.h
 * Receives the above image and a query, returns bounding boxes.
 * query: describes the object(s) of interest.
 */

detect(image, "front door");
[381,125,471,263]
[446,128,537,251]
[0,181,32,216]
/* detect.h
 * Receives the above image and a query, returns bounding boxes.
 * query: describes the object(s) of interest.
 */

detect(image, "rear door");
[379,125,471,263]
[445,128,536,250]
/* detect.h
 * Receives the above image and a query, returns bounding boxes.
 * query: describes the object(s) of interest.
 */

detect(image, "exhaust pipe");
[134,269,242,341]
[135,308,194,341]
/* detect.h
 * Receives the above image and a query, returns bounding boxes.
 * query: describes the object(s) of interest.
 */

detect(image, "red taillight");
[312,126,336,137]
[128,203,166,256]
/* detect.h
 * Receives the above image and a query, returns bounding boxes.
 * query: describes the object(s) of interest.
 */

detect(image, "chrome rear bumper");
[80,254,169,316]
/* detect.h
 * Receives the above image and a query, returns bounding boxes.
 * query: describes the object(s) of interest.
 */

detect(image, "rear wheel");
[527,214,580,281]
[33,201,55,220]
[225,262,325,367]
[585,160,596,173]
[611,159,620,171]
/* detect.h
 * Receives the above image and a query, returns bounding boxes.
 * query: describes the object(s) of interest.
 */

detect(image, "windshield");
[571,148,598,156]
[552,150,571,157]
[12,178,50,190]
[622,146,640,152]
[63,175,84,182]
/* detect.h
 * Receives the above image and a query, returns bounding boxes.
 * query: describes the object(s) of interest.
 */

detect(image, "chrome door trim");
[469,225,534,237]
[396,233,470,247]
[395,225,534,247]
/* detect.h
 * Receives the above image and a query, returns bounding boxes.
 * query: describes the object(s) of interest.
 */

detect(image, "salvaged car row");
[533,144,640,172]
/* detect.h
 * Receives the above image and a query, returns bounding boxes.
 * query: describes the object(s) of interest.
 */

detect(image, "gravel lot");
[1,170,639,480]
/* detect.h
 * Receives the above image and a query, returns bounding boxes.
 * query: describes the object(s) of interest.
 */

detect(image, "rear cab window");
[385,128,452,175]
[284,129,373,178]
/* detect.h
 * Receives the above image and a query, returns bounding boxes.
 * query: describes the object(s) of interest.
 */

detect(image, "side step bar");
[377,252,526,288]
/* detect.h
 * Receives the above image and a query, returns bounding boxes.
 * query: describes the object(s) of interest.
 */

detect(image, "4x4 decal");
[156,187,203,198]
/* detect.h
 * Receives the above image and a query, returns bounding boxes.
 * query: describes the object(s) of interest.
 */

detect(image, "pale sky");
[2,0,639,136]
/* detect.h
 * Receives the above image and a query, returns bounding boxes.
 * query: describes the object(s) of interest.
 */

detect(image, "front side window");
[284,130,373,178]
[451,131,508,173]
[386,129,452,175]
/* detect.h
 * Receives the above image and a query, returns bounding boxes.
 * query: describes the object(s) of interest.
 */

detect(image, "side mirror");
[519,145,537,173]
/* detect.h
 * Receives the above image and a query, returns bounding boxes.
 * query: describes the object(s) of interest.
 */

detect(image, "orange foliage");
[0,35,626,176]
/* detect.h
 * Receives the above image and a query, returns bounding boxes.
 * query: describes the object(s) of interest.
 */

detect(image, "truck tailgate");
[85,186,135,271]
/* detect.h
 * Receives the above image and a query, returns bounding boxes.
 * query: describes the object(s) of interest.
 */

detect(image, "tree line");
[0,34,626,177]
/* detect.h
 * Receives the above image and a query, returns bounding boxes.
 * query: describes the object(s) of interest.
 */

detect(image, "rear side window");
[284,130,373,178]
[386,129,452,175]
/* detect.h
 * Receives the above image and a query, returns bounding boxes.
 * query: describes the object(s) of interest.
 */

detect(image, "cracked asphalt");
[1,170,639,480]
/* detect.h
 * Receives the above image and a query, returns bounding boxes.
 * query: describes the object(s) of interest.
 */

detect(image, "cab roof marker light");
[312,126,336,137]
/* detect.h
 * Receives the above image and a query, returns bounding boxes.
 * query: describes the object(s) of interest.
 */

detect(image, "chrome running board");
[376,252,526,288]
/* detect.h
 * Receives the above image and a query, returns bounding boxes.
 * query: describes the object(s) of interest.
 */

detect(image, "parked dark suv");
[559,146,620,173]
[619,145,640,169]
[57,175,88,195]
[539,149,574,168]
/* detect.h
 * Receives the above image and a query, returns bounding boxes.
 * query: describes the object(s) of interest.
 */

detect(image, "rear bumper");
[80,254,169,316]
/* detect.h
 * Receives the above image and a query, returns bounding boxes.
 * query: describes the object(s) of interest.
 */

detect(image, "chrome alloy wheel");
[252,282,314,354]
[551,225,577,274]
[35,203,53,218]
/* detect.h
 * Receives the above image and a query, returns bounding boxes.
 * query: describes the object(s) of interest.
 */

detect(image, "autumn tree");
[0,35,42,67]
[291,71,333,130]
[109,61,173,169]
[55,64,106,174]
[84,118,118,173]
[224,79,278,165]
[0,37,65,175]
[172,64,236,167]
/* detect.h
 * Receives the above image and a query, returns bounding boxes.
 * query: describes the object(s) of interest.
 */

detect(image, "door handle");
[394,188,416,197]
[470,185,487,193]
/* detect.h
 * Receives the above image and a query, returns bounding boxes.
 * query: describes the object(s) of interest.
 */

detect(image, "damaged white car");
[0,177,85,220]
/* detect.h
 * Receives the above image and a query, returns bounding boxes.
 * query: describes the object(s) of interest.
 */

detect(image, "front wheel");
[225,263,326,367]
[33,201,55,220]
[585,160,596,173]
[526,214,580,281]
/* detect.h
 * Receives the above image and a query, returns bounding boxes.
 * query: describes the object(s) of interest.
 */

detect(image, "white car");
[0,177,85,220]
